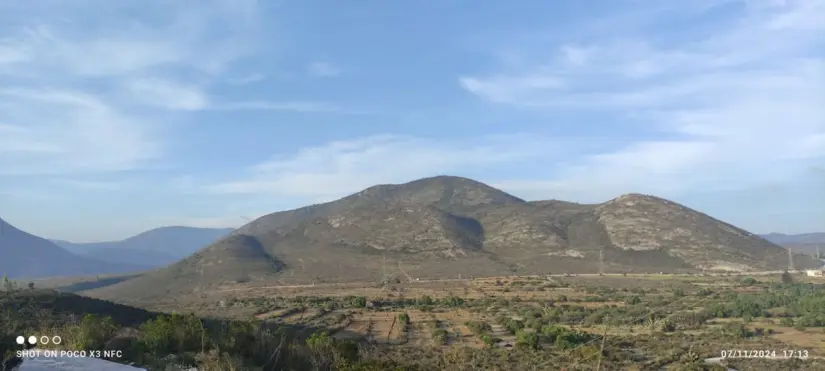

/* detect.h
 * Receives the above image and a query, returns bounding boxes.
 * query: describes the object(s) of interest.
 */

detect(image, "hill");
[760,233,825,257]
[87,176,821,301]
[51,227,234,267]
[760,232,825,245]
[0,217,148,279]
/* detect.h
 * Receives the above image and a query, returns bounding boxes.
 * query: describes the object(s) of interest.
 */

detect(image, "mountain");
[760,233,825,257]
[0,217,148,279]
[760,233,825,245]
[88,176,821,302]
[51,227,234,267]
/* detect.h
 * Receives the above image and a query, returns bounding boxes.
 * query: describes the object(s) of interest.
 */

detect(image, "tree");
[2,274,12,292]
[781,271,794,284]
[27,282,34,290]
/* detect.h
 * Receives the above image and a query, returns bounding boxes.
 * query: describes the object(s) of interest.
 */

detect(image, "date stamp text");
[720,349,809,359]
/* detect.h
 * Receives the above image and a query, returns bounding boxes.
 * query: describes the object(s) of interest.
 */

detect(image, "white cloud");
[215,101,352,113]
[459,0,825,199]
[202,134,561,201]
[50,179,125,191]
[227,73,265,85]
[308,61,341,77]
[0,88,161,175]
[0,0,262,176]
[127,78,209,111]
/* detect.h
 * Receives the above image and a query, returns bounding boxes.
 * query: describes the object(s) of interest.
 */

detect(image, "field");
[8,272,825,370]
[94,272,825,370]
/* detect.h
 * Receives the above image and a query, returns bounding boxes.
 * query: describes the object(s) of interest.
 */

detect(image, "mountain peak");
[352,175,524,209]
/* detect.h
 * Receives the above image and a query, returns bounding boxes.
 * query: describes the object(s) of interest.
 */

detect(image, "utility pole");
[595,315,609,371]
[817,245,821,260]
[788,248,795,272]
[598,250,604,275]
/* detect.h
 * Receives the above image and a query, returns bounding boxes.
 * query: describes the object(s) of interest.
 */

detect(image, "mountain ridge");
[85,175,821,302]
[52,226,234,267]
[0,216,148,279]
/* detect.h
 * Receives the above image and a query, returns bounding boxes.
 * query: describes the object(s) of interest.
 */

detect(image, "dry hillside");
[87,176,820,302]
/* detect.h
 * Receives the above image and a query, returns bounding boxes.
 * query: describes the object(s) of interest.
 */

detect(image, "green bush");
[69,314,118,350]
[442,296,465,307]
[351,296,368,308]
[138,313,204,355]
[741,277,757,286]
[480,334,498,347]
[465,321,491,336]
[626,295,642,305]
[431,328,448,344]
[305,331,359,370]
[417,295,434,306]
[504,319,524,334]
[515,330,539,349]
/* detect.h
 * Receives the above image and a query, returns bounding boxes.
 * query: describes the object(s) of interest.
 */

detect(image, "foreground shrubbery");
[5,274,825,370]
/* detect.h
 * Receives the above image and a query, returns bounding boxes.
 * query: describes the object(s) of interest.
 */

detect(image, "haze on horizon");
[0,0,822,242]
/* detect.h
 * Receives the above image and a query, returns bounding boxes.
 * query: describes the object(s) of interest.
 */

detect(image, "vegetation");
[6,272,825,370]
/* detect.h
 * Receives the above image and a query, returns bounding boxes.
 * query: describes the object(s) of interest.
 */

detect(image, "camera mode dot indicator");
[15,336,24,345]
[28,336,37,345]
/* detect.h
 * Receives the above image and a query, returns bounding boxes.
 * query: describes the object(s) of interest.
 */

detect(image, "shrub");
[515,330,539,349]
[741,277,757,286]
[781,271,794,284]
[138,313,204,355]
[416,295,434,306]
[432,328,448,344]
[480,334,499,347]
[504,319,524,334]
[464,321,491,336]
[67,314,118,350]
[351,296,367,308]
[305,331,358,370]
[442,296,465,307]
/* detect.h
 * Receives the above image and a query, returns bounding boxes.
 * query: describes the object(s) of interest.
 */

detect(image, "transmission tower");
[598,250,604,275]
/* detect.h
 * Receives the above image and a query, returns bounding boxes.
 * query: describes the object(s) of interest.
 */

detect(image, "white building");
[806,269,823,277]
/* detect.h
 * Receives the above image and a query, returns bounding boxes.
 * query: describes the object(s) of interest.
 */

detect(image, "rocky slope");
[88,176,819,301]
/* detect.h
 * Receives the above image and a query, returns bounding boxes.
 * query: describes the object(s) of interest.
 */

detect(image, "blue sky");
[0,0,823,242]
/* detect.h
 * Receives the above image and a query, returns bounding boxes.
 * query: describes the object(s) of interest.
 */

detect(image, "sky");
[0,0,823,242]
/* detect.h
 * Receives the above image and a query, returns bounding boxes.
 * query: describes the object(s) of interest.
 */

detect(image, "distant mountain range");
[86,175,822,303]
[51,227,234,267]
[760,233,825,245]
[0,216,233,279]
[0,217,147,279]
[760,233,825,257]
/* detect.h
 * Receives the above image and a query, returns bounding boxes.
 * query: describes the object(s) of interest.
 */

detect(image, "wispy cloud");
[0,87,161,175]
[49,179,125,191]
[460,0,825,200]
[227,73,266,85]
[0,0,263,176]
[202,134,562,201]
[214,101,357,114]
[308,61,341,77]
[126,78,209,111]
